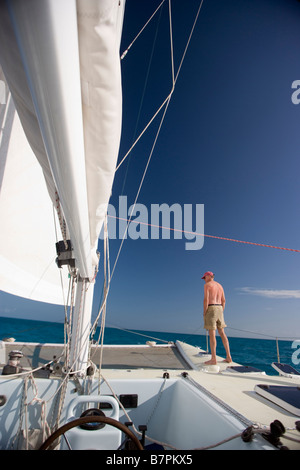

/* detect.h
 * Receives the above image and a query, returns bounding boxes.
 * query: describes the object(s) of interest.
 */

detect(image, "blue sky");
[1,0,300,340]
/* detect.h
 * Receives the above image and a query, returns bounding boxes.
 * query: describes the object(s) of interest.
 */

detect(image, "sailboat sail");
[0,0,125,305]
[0,92,67,305]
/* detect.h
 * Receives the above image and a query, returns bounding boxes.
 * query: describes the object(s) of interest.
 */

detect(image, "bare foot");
[204,360,217,365]
[222,358,232,363]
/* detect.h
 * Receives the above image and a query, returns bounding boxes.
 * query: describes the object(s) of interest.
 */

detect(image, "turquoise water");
[0,316,298,376]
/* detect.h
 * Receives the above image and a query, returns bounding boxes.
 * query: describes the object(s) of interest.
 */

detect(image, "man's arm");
[221,287,226,310]
[203,284,209,316]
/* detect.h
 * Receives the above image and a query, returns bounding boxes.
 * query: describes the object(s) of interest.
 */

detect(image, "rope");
[168,0,175,87]
[115,0,203,173]
[0,91,12,141]
[107,325,171,344]
[120,0,166,60]
[11,371,58,449]
[97,217,110,392]
[107,214,300,253]
[26,374,51,442]
[115,96,171,173]
[227,327,300,341]
[119,2,164,197]
[110,1,204,288]
[112,100,173,282]
[64,274,76,370]
[54,191,68,250]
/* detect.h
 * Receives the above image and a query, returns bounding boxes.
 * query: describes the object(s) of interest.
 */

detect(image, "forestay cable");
[120,0,166,60]
[111,1,204,281]
[116,0,204,172]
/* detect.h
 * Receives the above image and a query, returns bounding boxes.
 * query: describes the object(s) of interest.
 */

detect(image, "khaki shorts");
[204,305,227,330]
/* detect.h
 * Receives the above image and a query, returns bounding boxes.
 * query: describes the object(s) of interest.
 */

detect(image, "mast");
[69,278,95,375]
[55,239,95,375]
[0,1,125,378]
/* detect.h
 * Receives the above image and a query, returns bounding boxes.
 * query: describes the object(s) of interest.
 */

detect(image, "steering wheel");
[39,415,143,450]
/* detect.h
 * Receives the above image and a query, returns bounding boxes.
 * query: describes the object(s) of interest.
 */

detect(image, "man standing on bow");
[202,271,232,365]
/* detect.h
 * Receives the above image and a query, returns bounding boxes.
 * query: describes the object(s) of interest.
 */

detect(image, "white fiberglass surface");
[0,376,269,450]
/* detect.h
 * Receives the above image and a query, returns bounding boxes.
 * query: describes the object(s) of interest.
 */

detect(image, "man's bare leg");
[205,329,217,365]
[218,327,232,363]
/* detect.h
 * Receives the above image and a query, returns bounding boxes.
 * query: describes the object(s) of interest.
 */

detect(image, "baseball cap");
[201,271,214,279]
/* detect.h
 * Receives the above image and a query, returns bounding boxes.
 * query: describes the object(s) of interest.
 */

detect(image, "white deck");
[100,341,300,449]
[1,339,299,450]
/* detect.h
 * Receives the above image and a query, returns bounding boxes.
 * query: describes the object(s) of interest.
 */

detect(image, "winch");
[2,350,24,375]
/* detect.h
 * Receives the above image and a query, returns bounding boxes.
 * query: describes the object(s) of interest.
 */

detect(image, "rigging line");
[168,0,175,87]
[111,96,172,282]
[53,203,76,368]
[64,275,76,370]
[52,204,69,322]
[174,0,204,84]
[227,327,300,341]
[107,214,300,253]
[115,92,171,172]
[107,324,299,344]
[55,191,68,250]
[121,0,165,194]
[90,220,111,341]
[116,1,176,174]
[110,3,203,279]
[120,2,164,196]
[27,255,58,300]
[108,324,171,344]
[95,220,109,375]
[0,91,12,142]
[120,0,166,60]
[115,0,204,172]
[95,231,107,385]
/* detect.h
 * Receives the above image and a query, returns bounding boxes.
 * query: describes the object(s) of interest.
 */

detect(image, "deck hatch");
[227,365,263,373]
[271,362,300,377]
[255,384,300,417]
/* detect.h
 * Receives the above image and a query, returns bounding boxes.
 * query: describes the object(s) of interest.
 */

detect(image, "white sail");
[0,93,69,304]
[0,0,125,305]
[77,0,124,266]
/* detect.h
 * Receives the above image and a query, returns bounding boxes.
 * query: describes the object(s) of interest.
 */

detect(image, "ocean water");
[0,316,298,376]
